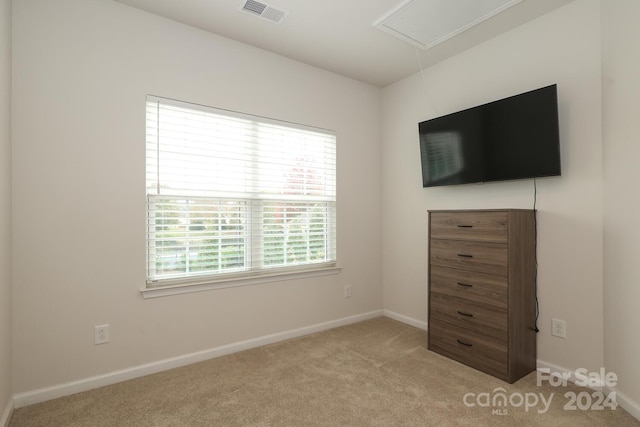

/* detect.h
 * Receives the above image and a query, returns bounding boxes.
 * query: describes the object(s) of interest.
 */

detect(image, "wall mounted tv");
[419,84,561,188]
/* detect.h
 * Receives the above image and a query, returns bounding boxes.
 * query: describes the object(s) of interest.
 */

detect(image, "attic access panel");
[374,0,523,50]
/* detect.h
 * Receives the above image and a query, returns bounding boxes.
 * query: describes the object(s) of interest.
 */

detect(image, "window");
[146,96,337,289]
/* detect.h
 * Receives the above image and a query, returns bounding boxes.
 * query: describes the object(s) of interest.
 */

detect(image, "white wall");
[11,0,382,394]
[602,0,640,412]
[382,0,604,373]
[0,0,12,420]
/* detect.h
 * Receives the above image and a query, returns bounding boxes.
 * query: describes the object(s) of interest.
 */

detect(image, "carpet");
[9,317,639,426]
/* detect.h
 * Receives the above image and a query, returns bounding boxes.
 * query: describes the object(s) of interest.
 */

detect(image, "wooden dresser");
[427,209,536,383]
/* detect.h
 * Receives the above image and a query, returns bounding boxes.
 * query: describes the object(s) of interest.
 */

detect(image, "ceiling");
[112,0,575,87]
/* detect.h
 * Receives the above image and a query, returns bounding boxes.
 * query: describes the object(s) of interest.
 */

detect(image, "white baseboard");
[536,360,582,385]
[0,398,13,427]
[383,309,427,330]
[13,309,384,409]
[615,389,640,422]
[537,359,640,422]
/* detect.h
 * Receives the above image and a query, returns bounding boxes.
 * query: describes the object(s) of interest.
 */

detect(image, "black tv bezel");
[418,84,561,188]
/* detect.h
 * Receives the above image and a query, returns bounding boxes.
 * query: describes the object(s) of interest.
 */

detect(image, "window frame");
[143,96,339,298]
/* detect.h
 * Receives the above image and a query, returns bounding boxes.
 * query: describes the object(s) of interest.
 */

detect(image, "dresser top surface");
[428,209,535,213]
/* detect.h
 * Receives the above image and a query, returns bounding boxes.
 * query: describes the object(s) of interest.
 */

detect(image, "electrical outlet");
[551,318,566,339]
[95,324,110,345]
[344,285,352,298]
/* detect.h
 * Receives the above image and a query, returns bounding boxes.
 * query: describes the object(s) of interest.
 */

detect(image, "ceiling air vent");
[241,0,288,24]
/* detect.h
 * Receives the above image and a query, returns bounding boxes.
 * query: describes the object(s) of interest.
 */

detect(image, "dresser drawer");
[430,239,508,276]
[428,209,536,383]
[430,211,508,243]
[430,265,507,308]
[430,292,507,341]
[429,319,508,380]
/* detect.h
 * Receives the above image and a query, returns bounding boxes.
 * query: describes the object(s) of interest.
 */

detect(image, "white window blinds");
[146,96,337,286]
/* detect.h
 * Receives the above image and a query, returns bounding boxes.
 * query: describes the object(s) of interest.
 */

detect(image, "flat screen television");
[419,84,561,188]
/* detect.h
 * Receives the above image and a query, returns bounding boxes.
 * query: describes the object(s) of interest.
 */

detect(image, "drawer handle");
[457,339,473,347]
[457,225,473,228]
[457,282,473,288]
[457,310,474,317]
[457,254,473,258]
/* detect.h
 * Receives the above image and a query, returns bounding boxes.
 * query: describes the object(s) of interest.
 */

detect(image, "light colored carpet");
[9,317,640,426]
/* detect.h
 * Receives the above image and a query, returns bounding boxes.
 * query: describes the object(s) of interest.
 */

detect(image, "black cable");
[533,177,537,211]
[533,178,540,333]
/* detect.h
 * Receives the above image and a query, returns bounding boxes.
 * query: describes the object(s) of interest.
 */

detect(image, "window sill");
[140,265,342,299]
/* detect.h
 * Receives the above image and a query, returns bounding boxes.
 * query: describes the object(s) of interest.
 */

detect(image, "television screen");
[419,84,561,188]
